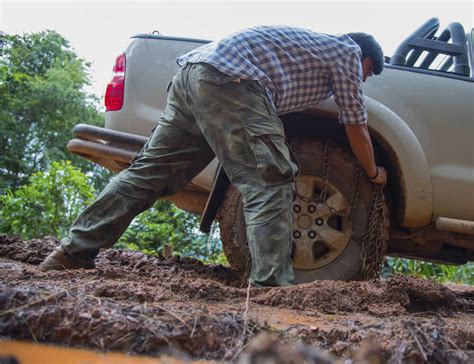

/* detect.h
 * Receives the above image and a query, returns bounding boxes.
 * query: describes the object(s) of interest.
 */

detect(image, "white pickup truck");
[68,18,474,283]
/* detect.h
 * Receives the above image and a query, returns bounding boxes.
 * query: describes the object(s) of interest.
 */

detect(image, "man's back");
[178,25,363,116]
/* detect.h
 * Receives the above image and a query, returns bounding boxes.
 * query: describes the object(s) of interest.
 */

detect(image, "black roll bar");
[390,18,471,77]
[390,18,440,66]
[444,22,469,75]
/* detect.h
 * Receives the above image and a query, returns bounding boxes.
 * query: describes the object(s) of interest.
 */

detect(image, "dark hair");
[346,32,384,75]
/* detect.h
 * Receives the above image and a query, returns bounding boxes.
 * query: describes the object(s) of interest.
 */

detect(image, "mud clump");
[0,235,58,264]
[1,235,473,362]
[251,274,471,316]
[103,249,240,287]
[283,316,472,363]
[0,234,240,287]
[389,274,471,312]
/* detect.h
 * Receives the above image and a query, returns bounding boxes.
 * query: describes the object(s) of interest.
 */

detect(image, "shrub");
[0,160,95,239]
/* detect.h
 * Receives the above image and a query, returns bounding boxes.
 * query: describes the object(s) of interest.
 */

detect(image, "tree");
[0,160,95,239]
[0,30,110,192]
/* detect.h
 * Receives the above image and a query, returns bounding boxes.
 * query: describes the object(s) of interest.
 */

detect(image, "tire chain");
[359,184,387,281]
[293,141,387,280]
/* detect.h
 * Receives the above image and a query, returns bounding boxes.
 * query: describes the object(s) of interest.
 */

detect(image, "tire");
[219,139,387,283]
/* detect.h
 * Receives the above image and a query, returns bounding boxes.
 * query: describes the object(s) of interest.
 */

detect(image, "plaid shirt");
[177,25,367,124]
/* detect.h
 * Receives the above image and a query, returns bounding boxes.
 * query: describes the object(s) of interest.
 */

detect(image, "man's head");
[346,33,384,82]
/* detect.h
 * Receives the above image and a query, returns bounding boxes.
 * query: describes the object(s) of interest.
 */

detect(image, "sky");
[1,0,473,101]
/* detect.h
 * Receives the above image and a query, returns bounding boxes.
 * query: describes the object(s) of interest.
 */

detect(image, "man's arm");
[345,124,387,185]
[329,51,386,185]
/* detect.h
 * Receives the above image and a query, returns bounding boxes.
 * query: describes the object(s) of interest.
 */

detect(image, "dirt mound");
[252,274,471,316]
[1,235,473,362]
[281,314,473,363]
[0,235,58,264]
[1,284,251,361]
[0,234,239,287]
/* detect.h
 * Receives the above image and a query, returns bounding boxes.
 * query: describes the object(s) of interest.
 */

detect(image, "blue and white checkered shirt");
[177,25,367,124]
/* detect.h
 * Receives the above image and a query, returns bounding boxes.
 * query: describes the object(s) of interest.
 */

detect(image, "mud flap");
[199,164,230,233]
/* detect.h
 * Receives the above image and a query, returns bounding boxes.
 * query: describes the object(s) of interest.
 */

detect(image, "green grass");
[384,257,473,285]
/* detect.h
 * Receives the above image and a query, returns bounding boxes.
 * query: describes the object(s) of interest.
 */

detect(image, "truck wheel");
[219,140,388,283]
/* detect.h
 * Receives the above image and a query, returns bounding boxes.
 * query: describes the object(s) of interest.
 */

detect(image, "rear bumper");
[67,123,148,172]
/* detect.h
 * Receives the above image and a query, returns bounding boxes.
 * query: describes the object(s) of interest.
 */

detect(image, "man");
[39,26,387,287]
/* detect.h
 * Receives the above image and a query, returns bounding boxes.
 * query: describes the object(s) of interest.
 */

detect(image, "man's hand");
[344,124,388,186]
[370,166,387,185]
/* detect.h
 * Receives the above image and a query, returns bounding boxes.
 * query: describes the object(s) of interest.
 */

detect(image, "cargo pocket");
[245,119,299,186]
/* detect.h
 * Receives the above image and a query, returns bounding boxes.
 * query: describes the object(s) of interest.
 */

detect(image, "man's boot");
[38,246,95,271]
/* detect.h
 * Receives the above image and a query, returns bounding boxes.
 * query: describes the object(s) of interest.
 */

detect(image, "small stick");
[190,313,199,338]
[0,280,90,317]
[243,279,251,321]
[407,326,428,362]
[156,306,192,332]
[0,291,67,317]
[19,315,37,342]
[230,279,252,362]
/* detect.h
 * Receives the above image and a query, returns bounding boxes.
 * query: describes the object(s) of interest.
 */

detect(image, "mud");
[1,234,473,363]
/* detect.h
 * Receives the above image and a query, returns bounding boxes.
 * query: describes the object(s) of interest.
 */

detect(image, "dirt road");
[1,234,473,363]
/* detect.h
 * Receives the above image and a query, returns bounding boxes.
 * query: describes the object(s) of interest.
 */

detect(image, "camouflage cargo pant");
[62,63,298,286]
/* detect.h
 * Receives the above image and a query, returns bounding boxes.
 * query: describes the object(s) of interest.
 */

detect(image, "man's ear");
[361,57,373,81]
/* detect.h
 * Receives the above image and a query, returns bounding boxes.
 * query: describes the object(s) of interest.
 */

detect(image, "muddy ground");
[1,234,473,363]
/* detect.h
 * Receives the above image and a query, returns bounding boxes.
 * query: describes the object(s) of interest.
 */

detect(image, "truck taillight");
[105,53,126,111]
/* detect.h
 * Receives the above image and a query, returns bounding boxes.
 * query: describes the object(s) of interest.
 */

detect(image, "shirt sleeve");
[328,51,367,125]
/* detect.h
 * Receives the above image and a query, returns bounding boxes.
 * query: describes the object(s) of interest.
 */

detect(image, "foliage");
[0,30,110,192]
[384,257,473,285]
[0,158,226,264]
[116,201,227,264]
[0,160,95,239]
[0,30,223,264]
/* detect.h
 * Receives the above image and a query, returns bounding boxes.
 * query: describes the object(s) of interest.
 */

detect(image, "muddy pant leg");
[239,182,295,286]
[61,179,152,260]
[62,70,214,260]
[187,64,297,286]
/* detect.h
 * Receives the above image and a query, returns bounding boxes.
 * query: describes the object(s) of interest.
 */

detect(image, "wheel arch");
[365,96,432,227]
[283,96,433,228]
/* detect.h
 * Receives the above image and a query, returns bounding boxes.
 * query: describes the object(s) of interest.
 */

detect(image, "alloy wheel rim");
[292,175,352,270]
